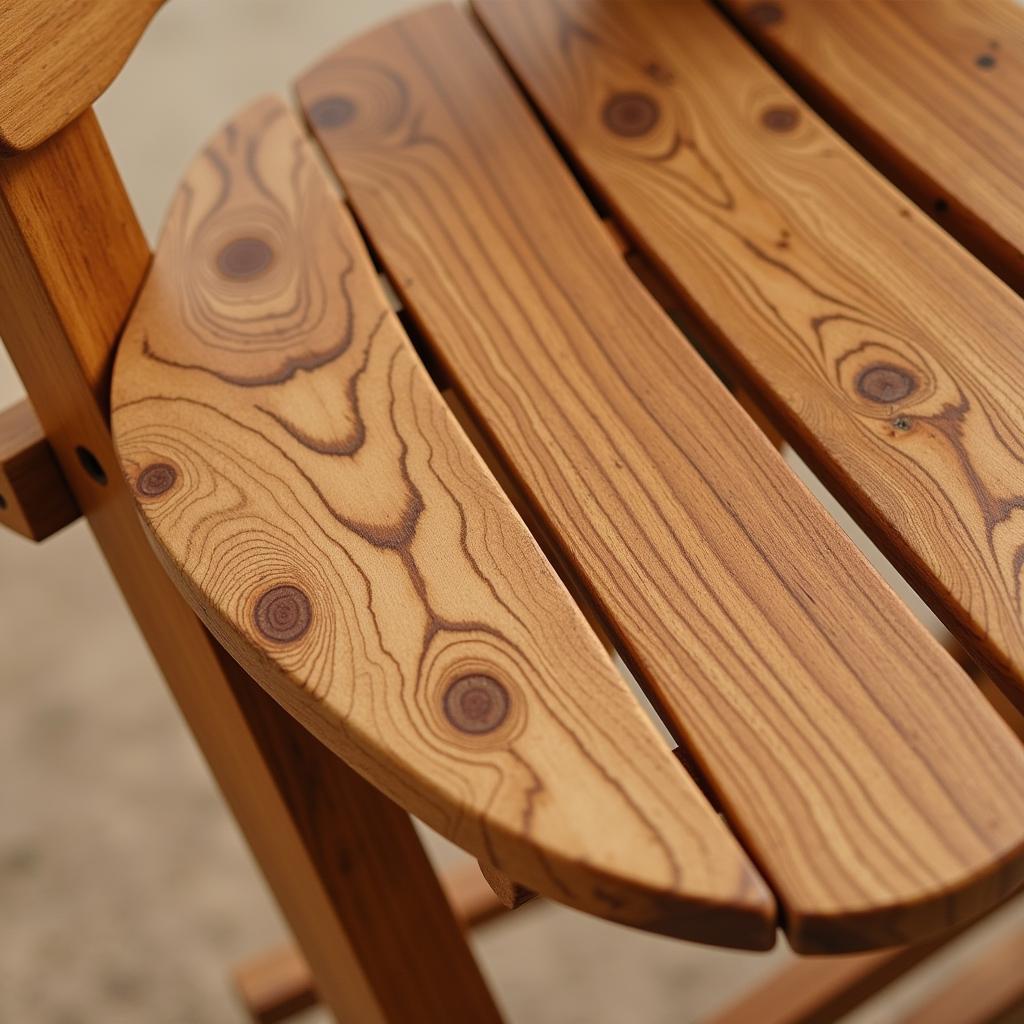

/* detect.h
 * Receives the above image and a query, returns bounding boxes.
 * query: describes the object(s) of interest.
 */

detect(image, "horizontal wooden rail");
[234,859,522,1024]
[0,398,79,539]
[898,928,1024,1024]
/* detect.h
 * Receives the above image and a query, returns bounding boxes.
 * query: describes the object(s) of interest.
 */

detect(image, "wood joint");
[0,398,80,540]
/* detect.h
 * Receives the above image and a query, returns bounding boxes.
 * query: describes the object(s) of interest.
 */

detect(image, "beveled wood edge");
[111,93,777,949]
[299,0,1024,954]
[0,397,80,539]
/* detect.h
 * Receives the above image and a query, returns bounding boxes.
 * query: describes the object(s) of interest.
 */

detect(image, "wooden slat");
[722,0,1024,296]
[899,929,1024,1024]
[473,0,1024,711]
[0,0,164,154]
[297,3,1024,953]
[111,96,774,948]
[0,109,501,1024]
[234,859,518,1024]
[0,398,79,539]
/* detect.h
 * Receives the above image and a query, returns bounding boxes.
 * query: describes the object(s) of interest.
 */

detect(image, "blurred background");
[2,2,1024,1022]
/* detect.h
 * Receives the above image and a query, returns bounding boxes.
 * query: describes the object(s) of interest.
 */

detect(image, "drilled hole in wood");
[75,446,107,485]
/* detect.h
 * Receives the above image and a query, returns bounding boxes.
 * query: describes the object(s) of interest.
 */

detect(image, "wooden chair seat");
[106,0,1024,958]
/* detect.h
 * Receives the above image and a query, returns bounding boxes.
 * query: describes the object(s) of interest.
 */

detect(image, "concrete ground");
[2,2,1023,1022]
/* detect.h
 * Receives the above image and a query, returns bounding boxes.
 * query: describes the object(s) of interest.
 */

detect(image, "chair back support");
[0,0,164,154]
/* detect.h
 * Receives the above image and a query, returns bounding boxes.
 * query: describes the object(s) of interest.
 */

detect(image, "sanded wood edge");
[234,858,520,1024]
[0,0,165,154]
[0,398,79,539]
[111,95,776,948]
[300,1,1024,953]
[0,107,502,1024]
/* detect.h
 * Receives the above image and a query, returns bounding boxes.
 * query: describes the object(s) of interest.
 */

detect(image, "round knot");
[761,105,800,132]
[216,237,274,280]
[443,675,509,735]
[856,363,917,404]
[309,95,358,129]
[254,585,312,643]
[747,1,784,26]
[602,92,660,137]
[136,462,177,497]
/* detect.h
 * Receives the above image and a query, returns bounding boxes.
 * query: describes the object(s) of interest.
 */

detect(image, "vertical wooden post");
[0,109,501,1023]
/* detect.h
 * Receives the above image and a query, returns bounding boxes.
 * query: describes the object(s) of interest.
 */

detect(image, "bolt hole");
[934,197,949,213]
[75,446,107,485]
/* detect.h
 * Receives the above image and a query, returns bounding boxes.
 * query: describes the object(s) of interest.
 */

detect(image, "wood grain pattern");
[475,0,1024,711]
[110,95,775,947]
[234,859,518,1024]
[722,0,1024,296]
[0,0,165,154]
[0,109,500,1023]
[0,398,79,539]
[299,2,1024,952]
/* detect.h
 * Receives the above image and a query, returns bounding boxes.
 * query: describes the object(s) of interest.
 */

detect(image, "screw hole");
[75,446,107,485]
[0,492,7,510]
[934,197,949,214]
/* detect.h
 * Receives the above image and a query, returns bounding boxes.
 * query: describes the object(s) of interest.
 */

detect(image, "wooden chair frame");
[4,2,1024,1022]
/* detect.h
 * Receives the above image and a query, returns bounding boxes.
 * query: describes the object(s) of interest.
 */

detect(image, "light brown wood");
[298,2,1024,953]
[0,0,165,154]
[0,109,501,1023]
[708,934,959,1024]
[723,0,1024,295]
[478,861,538,911]
[899,928,1024,1024]
[474,0,1024,712]
[110,95,775,948]
[0,398,79,539]
[234,858,518,1024]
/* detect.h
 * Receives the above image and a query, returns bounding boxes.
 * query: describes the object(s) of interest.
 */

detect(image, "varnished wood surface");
[0,399,79,540]
[722,0,1024,295]
[299,2,1024,952]
[111,95,775,947]
[234,859,518,1024]
[475,0,1024,711]
[0,0,165,154]
[0,110,500,1023]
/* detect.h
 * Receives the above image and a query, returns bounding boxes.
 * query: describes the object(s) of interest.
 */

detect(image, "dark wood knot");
[136,462,177,497]
[602,92,660,137]
[309,95,357,129]
[856,363,917,404]
[761,105,800,132]
[976,53,997,70]
[217,237,274,280]
[443,675,509,735]
[254,585,312,643]
[747,1,784,26]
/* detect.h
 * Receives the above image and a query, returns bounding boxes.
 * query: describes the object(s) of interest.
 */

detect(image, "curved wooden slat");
[473,0,1024,711]
[109,95,775,948]
[297,3,1024,953]
[0,0,164,154]
[722,0,1024,296]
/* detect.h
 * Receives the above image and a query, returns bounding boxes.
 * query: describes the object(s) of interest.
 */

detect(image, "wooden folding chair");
[4,1,1024,1021]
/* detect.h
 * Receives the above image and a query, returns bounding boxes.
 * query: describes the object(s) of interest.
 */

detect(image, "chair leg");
[0,110,502,1023]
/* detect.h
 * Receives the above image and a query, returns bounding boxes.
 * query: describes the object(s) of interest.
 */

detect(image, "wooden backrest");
[0,0,164,154]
